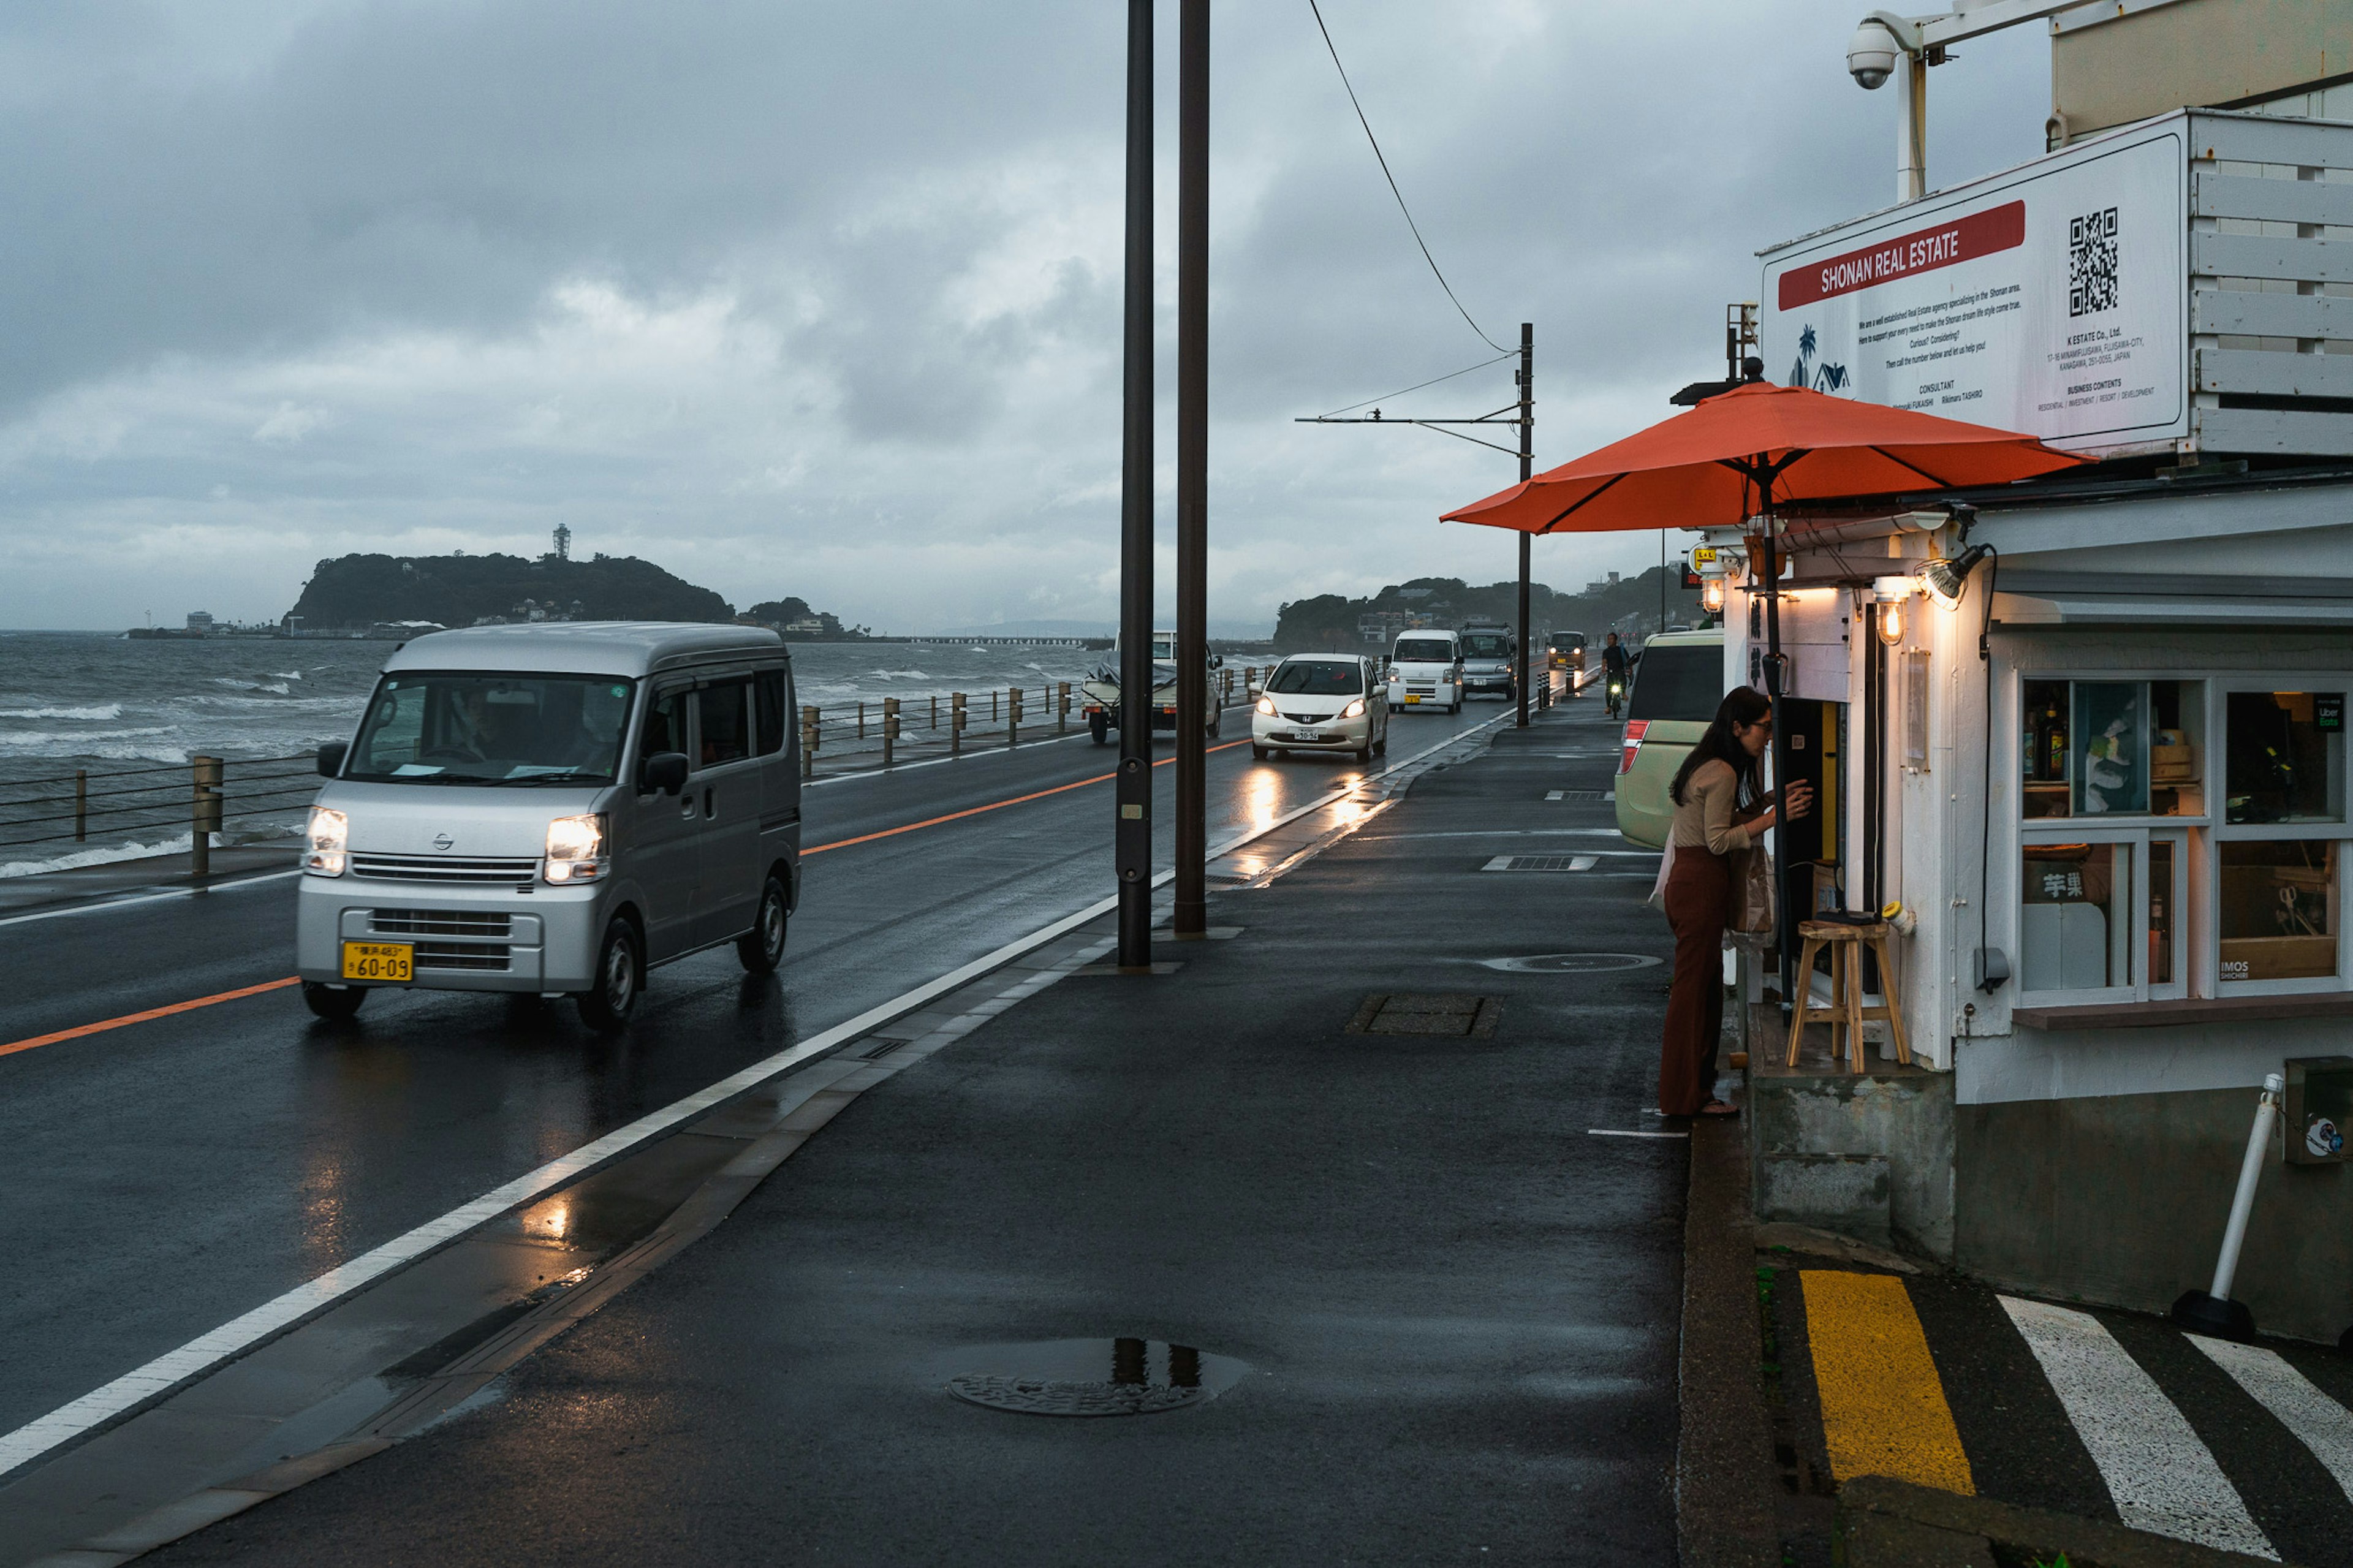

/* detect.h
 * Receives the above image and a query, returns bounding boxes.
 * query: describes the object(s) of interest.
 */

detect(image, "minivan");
[1457,621,1517,701]
[1385,629,1463,713]
[297,623,800,1031]
[1613,627,1728,849]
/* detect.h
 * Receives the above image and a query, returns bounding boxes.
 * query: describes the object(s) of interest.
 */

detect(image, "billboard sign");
[1761,120,2187,454]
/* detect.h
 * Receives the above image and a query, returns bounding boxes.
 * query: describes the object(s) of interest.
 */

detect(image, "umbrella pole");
[1758,480,1792,1017]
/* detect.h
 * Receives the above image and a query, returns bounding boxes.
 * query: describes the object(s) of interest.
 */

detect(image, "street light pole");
[1173,0,1209,938]
[1115,0,1154,970]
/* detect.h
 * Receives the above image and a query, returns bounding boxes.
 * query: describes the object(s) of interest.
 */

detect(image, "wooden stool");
[1784,920,1911,1071]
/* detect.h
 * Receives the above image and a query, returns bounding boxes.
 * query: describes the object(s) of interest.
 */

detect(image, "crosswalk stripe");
[2191,1336,2353,1505]
[1800,1271,1975,1494]
[1999,1297,2277,1559]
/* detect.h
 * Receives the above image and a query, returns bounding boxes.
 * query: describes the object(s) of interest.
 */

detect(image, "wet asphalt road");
[149,696,1683,1565]
[0,703,1508,1445]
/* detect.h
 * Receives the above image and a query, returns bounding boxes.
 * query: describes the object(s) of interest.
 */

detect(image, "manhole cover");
[1477,953,1662,974]
[1480,854,1597,872]
[1346,993,1502,1037]
[940,1338,1246,1417]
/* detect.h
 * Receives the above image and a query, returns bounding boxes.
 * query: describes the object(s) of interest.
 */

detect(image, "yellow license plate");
[1403,695,1421,703]
[342,941,413,982]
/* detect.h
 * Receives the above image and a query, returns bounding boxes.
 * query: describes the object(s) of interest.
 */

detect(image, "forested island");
[277,551,867,639]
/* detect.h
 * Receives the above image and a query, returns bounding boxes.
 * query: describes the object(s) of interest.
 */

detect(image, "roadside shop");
[1709,107,2353,1341]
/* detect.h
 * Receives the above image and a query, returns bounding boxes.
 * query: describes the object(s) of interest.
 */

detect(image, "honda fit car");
[1252,654,1388,762]
[297,623,800,1031]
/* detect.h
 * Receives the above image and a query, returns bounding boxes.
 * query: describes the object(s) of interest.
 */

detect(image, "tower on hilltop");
[551,523,572,561]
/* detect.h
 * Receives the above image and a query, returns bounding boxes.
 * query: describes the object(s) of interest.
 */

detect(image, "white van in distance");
[1385,630,1463,713]
[297,623,800,1031]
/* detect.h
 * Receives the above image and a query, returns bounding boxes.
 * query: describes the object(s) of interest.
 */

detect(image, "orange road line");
[806,738,1255,855]
[1,975,302,1061]
[2,735,1267,1058]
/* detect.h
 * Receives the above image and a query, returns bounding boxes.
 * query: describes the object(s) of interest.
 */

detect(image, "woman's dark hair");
[1669,687,1771,807]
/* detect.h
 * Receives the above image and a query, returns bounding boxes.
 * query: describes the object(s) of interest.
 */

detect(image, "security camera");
[1847,18,1901,89]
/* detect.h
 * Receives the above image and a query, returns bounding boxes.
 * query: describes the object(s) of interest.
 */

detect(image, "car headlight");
[1341,698,1366,719]
[304,806,347,877]
[1255,695,1276,716]
[544,811,608,884]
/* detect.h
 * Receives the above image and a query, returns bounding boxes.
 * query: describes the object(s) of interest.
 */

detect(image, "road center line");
[0,868,301,930]
[0,977,303,1061]
[0,711,1510,1480]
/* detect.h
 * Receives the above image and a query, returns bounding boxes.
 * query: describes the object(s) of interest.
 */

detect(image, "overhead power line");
[1306,0,1506,354]
[1314,349,1515,420]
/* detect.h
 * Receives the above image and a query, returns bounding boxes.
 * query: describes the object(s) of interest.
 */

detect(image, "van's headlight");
[1255,695,1277,716]
[1341,698,1366,719]
[544,812,608,884]
[304,806,347,877]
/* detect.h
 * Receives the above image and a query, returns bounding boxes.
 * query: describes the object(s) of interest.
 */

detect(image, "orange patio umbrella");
[1441,379,2082,995]
[1441,380,2082,536]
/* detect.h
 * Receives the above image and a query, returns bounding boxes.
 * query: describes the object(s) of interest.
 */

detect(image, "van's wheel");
[1089,712,1110,744]
[302,982,365,1021]
[577,917,643,1032]
[1251,744,1268,760]
[737,874,789,974]
[1207,708,1221,739]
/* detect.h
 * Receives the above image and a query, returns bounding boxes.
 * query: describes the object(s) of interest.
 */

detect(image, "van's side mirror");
[638,752,690,797]
[1210,654,1224,668]
[317,741,347,779]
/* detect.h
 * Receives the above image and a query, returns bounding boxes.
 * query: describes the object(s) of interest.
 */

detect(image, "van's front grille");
[1406,684,1436,694]
[371,909,514,937]
[350,854,539,886]
[413,942,513,972]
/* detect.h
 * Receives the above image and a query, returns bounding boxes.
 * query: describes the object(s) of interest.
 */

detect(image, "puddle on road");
[936,1338,1249,1417]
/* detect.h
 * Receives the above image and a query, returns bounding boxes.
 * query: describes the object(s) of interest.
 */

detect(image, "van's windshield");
[346,673,638,784]
[1460,633,1510,657]
[1393,638,1453,663]
[1270,660,1363,695]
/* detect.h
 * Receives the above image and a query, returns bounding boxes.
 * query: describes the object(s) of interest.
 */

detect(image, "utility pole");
[1515,322,1532,728]
[1173,0,1210,939]
[1297,323,1537,728]
[1115,0,1154,971]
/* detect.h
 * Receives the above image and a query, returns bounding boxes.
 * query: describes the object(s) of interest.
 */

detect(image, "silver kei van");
[297,623,801,1031]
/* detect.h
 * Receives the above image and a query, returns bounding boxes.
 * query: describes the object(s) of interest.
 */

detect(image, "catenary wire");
[1306,0,1506,354]
[1314,349,1516,420]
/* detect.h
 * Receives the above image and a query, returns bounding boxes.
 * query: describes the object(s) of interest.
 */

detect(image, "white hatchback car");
[1252,654,1389,763]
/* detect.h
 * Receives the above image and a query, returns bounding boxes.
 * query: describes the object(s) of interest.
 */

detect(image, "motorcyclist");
[1602,633,1630,718]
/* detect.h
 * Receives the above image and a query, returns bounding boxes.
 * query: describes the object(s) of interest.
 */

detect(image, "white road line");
[0,710,1510,1482]
[1588,1129,1688,1140]
[2192,1336,2353,1503]
[1998,1297,2277,1559]
[1544,789,1564,800]
[0,869,301,929]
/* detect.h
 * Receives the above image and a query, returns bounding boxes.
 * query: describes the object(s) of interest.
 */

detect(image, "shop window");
[2015,832,2186,1001]
[2218,839,2338,983]
[2020,678,2203,820]
[2224,691,2346,824]
[2020,843,2134,991]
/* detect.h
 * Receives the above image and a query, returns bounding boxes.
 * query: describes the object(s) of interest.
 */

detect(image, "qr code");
[2069,206,2119,316]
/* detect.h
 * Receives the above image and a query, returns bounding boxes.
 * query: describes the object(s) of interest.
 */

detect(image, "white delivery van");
[297,623,800,1031]
[1385,629,1463,713]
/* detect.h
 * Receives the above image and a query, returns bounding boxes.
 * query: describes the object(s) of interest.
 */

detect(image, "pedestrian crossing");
[1782,1263,2353,1565]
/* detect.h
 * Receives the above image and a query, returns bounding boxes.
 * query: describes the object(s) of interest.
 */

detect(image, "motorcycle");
[1605,676,1625,719]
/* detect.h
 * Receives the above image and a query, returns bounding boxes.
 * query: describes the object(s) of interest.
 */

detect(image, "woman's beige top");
[1669,759,1753,855]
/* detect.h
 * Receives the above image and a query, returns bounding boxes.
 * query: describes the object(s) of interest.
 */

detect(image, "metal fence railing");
[0,752,322,877]
[0,667,1327,881]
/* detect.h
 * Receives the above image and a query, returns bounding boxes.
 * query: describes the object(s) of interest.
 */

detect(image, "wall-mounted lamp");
[1917,542,1993,611]
[1700,577,1726,615]
[1870,575,1912,647]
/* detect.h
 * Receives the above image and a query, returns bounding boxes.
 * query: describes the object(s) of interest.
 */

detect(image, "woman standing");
[1659,688,1811,1118]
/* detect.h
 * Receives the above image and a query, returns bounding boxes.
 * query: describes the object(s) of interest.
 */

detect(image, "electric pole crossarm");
[1292,417,1521,456]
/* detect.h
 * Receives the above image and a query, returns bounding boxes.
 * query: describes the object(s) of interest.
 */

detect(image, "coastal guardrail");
[0,670,1289,881]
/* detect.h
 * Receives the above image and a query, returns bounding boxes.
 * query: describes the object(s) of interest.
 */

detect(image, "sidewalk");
[134,700,1692,1564]
[0,844,297,920]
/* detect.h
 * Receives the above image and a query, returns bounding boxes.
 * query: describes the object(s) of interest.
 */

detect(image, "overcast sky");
[0,1,2054,634]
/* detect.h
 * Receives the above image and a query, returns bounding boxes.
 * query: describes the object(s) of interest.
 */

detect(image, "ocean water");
[0,632,1107,874]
